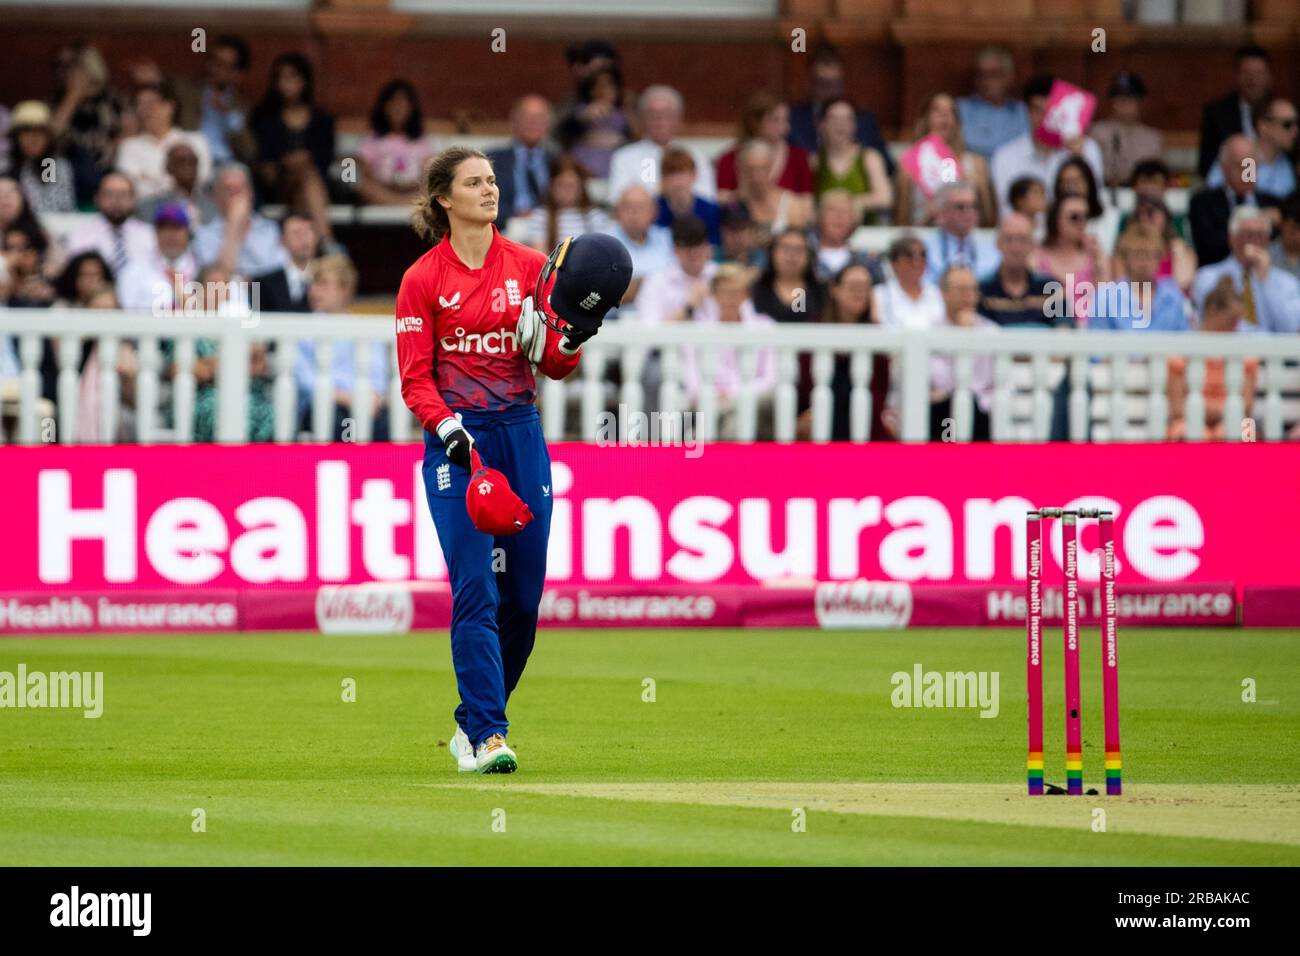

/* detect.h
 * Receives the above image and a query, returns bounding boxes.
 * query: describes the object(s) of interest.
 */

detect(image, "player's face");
[444,158,499,225]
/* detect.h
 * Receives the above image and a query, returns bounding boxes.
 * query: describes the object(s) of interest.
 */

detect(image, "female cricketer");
[396,146,630,774]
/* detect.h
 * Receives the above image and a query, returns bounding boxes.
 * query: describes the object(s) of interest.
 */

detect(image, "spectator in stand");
[607,85,717,201]
[1091,224,1191,333]
[115,82,213,203]
[788,45,895,176]
[1198,44,1273,178]
[796,262,892,441]
[3,224,58,405]
[72,285,139,443]
[894,92,996,227]
[136,141,218,227]
[294,254,390,440]
[979,213,1063,328]
[718,202,765,273]
[1206,98,1298,202]
[956,46,1029,160]
[0,175,44,238]
[1191,205,1300,334]
[190,263,274,443]
[485,95,556,230]
[193,164,286,278]
[715,91,814,203]
[556,39,633,130]
[54,250,114,308]
[4,224,55,307]
[813,98,892,225]
[1269,193,1300,283]
[1117,159,1191,245]
[811,189,880,285]
[1189,134,1280,267]
[633,215,716,326]
[1116,196,1197,291]
[873,235,945,330]
[47,44,125,205]
[556,64,630,180]
[2,102,76,213]
[1008,175,1047,234]
[249,53,337,247]
[1089,72,1163,189]
[933,265,996,441]
[732,139,812,244]
[872,239,955,439]
[602,184,672,309]
[523,155,612,253]
[356,80,438,207]
[655,148,721,247]
[65,172,159,275]
[991,75,1104,215]
[1036,193,1109,327]
[751,228,825,324]
[923,183,999,284]
[679,263,778,436]
[175,34,257,168]
[1053,155,1105,223]
[1166,279,1257,442]
[116,202,199,312]
[254,211,319,313]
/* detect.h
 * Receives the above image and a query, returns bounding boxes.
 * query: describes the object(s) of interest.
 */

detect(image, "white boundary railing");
[3,308,1300,444]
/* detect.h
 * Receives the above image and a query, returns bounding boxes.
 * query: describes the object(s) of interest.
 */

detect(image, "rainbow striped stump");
[1105,752,1122,795]
[1027,753,1044,794]
[1066,753,1083,795]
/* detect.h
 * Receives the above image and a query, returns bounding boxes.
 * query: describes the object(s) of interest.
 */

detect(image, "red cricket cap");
[466,449,534,536]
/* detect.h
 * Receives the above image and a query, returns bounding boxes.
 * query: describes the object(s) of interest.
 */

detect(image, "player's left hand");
[516,297,547,365]
[559,321,600,355]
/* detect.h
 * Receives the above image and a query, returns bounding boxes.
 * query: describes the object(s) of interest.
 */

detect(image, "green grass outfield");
[1,628,1297,866]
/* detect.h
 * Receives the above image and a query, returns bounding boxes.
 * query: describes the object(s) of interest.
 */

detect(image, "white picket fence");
[3,307,1300,444]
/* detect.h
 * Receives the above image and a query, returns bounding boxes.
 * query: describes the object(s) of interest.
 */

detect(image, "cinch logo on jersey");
[396,316,423,333]
[439,326,520,354]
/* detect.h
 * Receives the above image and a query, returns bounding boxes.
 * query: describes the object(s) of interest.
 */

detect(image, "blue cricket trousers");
[421,404,553,747]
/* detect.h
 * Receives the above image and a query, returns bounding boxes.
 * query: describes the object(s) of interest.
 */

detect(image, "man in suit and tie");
[253,211,319,313]
[1197,45,1273,177]
[1189,134,1280,267]
[486,95,555,232]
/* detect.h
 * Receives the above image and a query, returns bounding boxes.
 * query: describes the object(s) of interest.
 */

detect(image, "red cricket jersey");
[395,226,581,435]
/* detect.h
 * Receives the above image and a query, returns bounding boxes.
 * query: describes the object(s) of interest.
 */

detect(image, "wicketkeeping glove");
[436,417,475,471]
[515,296,547,365]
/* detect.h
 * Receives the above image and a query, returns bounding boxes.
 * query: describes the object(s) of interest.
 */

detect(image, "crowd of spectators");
[3,35,1300,442]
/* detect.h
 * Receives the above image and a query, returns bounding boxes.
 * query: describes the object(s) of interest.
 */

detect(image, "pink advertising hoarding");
[0,443,1294,593]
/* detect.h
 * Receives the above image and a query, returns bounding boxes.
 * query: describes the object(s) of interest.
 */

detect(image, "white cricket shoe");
[475,733,518,774]
[451,726,478,773]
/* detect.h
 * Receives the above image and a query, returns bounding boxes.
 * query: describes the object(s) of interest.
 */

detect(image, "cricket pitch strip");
[423,782,1300,846]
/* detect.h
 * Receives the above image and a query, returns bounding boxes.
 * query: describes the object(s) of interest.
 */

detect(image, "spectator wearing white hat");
[1,101,76,213]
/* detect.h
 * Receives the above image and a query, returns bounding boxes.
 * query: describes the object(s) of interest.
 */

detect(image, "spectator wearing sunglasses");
[1205,98,1297,202]
[1036,193,1109,327]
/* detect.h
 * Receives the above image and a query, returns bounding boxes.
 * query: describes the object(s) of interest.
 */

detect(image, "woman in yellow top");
[813,98,892,225]
[893,92,997,227]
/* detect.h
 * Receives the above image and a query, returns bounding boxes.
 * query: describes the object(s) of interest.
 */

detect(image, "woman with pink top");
[1036,193,1109,326]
